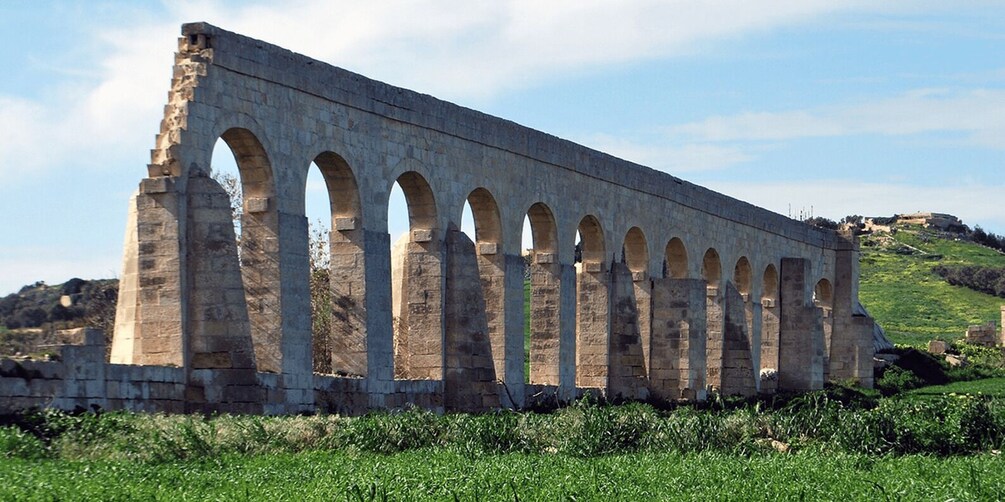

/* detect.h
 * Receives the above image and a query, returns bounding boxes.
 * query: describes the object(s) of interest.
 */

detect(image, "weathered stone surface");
[3,23,877,416]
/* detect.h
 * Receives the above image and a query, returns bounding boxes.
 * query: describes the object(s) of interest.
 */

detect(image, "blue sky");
[1,1,1003,294]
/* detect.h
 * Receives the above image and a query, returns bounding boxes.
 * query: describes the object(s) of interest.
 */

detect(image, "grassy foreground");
[2,449,1003,500]
[3,383,1005,500]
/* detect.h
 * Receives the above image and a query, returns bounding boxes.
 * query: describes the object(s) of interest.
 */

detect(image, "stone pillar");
[399,230,445,380]
[277,210,313,412]
[705,285,724,392]
[760,298,780,390]
[558,262,578,400]
[240,193,283,376]
[575,262,610,389]
[184,172,262,414]
[634,272,652,376]
[364,230,394,407]
[749,300,762,391]
[443,230,499,411]
[649,278,707,401]
[778,258,824,391]
[502,252,527,408]
[829,231,876,387]
[529,253,561,385]
[329,220,369,378]
[1001,306,1005,347]
[608,262,647,400]
[111,177,185,367]
[719,282,757,397]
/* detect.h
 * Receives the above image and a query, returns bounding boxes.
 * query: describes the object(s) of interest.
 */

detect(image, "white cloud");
[706,179,1005,234]
[0,0,892,183]
[670,88,1005,148]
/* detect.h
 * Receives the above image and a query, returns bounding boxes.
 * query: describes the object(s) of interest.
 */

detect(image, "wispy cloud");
[670,88,1005,148]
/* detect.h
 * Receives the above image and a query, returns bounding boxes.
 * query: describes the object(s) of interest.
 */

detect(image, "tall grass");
[4,388,1005,463]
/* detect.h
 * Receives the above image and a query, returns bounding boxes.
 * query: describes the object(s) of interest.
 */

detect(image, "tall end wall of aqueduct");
[1,23,877,415]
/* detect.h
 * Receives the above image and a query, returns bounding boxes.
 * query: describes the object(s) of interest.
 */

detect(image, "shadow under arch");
[210,127,283,374]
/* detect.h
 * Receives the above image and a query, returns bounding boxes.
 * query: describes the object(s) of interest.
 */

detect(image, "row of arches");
[209,127,837,394]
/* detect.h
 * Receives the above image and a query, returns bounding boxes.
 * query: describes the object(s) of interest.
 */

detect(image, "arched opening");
[389,171,442,380]
[733,257,752,299]
[307,151,363,377]
[665,237,688,279]
[208,129,280,373]
[612,226,650,398]
[701,247,723,390]
[576,215,608,389]
[444,187,505,409]
[702,248,722,287]
[760,264,780,375]
[525,203,560,385]
[814,279,834,309]
[734,255,754,341]
[814,277,835,381]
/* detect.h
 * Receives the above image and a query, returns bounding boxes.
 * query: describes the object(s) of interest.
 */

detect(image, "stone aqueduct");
[1,24,876,415]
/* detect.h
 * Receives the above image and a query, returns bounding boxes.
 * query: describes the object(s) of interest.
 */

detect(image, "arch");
[701,248,722,285]
[665,237,688,279]
[466,188,502,245]
[219,128,274,199]
[623,227,648,273]
[733,257,752,297]
[577,215,605,265]
[526,203,558,253]
[210,127,281,374]
[814,278,834,307]
[395,171,438,233]
[762,264,779,301]
[525,202,561,386]
[390,171,443,380]
[309,151,367,377]
[312,151,361,223]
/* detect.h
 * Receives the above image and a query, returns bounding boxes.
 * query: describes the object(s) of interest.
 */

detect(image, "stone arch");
[701,248,722,286]
[525,202,561,385]
[616,226,651,399]
[733,257,752,298]
[308,151,367,377]
[212,127,282,374]
[814,277,835,381]
[577,215,605,265]
[814,279,834,307]
[576,214,610,388]
[527,203,558,253]
[466,188,502,245]
[665,237,688,279]
[391,171,443,380]
[447,187,506,407]
[762,264,779,302]
[701,247,724,390]
[760,263,781,375]
[623,227,648,273]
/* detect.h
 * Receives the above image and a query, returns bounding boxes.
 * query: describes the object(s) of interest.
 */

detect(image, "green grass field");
[859,228,1005,345]
[2,449,1002,500]
[908,377,1005,397]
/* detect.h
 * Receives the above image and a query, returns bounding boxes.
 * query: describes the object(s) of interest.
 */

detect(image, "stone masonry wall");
[11,23,879,416]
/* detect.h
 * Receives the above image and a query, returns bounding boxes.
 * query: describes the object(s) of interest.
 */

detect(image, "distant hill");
[0,278,117,355]
[857,221,1005,346]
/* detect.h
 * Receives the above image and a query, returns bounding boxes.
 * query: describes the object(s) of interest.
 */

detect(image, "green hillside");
[859,225,1005,346]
